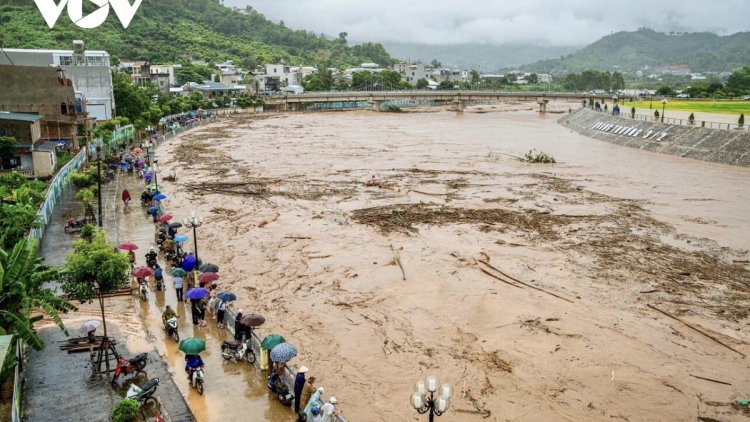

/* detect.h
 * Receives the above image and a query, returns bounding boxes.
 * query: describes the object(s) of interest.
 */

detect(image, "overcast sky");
[225,0,749,46]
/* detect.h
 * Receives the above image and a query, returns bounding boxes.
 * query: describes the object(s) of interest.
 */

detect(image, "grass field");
[633,99,750,115]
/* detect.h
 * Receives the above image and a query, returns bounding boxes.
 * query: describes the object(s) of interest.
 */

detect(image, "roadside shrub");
[711,91,727,99]
[70,172,95,189]
[654,110,660,119]
[688,113,695,125]
[111,398,139,422]
[631,107,636,118]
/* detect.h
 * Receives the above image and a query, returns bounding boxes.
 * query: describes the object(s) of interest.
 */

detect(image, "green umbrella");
[179,337,206,355]
[171,268,187,277]
[147,183,159,190]
[260,334,285,350]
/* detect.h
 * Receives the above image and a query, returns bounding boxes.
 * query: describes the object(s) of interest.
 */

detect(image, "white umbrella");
[78,320,101,334]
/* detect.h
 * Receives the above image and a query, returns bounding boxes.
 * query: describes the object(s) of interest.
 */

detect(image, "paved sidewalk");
[26,170,194,422]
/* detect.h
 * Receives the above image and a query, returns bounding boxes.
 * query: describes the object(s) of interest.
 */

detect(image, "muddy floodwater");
[154,104,750,422]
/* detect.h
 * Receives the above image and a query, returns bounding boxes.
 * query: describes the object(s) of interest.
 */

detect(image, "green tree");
[416,78,429,89]
[655,84,675,96]
[631,107,636,119]
[60,230,130,370]
[526,73,539,84]
[725,67,750,94]
[338,32,348,44]
[0,137,17,170]
[470,70,480,84]
[430,59,442,68]
[688,112,695,125]
[611,72,625,90]
[437,80,456,90]
[739,113,745,128]
[654,110,660,119]
[0,238,77,350]
[0,186,43,251]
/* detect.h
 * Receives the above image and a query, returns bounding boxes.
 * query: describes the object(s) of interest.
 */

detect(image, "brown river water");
[142,103,750,422]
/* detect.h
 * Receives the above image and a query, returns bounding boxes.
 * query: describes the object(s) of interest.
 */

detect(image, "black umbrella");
[169,222,183,229]
[124,156,134,162]
[199,263,219,273]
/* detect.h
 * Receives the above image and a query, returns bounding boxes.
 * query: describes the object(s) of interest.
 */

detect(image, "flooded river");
[136,104,750,422]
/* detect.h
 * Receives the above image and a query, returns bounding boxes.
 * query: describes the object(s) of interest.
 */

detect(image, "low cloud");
[225,0,749,46]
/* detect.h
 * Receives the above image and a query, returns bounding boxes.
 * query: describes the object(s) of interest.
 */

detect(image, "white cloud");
[224,0,749,46]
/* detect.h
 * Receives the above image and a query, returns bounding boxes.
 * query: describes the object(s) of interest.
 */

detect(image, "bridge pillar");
[452,99,466,113]
[372,100,383,112]
[537,98,549,113]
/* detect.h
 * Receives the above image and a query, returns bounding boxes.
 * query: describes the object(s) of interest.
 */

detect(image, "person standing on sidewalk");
[294,366,309,413]
[174,275,184,302]
[121,189,131,206]
[216,300,226,328]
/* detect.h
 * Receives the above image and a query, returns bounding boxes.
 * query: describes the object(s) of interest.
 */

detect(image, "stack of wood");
[58,336,118,354]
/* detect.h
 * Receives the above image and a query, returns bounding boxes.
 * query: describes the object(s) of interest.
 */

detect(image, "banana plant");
[0,238,77,350]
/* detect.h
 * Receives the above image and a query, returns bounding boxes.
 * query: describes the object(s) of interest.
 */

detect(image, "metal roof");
[1,48,110,56]
[34,141,59,152]
[0,112,43,122]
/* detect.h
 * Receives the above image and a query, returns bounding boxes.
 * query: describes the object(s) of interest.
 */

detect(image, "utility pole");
[96,144,103,227]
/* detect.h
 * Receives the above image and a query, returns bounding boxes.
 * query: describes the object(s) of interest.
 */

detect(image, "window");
[9,156,21,168]
[58,56,72,66]
[0,128,6,136]
[61,103,70,115]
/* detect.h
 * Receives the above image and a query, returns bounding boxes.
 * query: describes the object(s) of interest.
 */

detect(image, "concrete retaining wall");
[558,108,750,167]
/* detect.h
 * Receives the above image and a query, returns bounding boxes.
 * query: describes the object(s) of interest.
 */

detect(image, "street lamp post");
[411,376,453,422]
[96,144,103,227]
[151,161,159,192]
[183,212,203,263]
[661,99,667,123]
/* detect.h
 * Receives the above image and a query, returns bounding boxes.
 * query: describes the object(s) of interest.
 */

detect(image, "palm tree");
[0,238,77,350]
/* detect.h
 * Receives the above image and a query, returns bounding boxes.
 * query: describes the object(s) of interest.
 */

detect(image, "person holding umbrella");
[79,320,101,358]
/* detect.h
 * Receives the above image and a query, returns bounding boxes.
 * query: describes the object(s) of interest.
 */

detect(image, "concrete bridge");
[262,91,615,113]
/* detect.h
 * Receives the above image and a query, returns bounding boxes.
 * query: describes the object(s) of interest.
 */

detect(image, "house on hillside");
[394,62,431,86]
[0,112,59,178]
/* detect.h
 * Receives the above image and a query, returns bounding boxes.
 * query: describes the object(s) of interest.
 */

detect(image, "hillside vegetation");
[0,0,394,68]
[525,28,750,74]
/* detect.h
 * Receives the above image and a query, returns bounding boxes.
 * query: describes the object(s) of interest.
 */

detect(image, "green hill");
[524,28,750,74]
[0,0,394,68]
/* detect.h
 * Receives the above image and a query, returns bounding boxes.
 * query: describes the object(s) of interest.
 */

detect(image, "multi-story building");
[0,65,86,150]
[0,41,114,121]
[394,62,431,85]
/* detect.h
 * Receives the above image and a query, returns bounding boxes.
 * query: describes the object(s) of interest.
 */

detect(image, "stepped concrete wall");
[558,108,750,167]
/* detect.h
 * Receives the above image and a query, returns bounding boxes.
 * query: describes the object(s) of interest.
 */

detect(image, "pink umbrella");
[198,272,219,283]
[158,214,173,223]
[133,266,155,278]
[117,242,138,251]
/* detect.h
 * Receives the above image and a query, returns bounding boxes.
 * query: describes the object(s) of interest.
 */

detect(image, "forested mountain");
[0,0,394,68]
[382,42,579,72]
[524,28,750,74]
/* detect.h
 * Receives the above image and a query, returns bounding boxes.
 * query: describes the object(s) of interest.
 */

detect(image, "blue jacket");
[186,355,204,369]
[155,268,163,278]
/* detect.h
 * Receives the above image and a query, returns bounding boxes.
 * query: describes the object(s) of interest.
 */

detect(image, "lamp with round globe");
[410,375,452,421]
[183,212,203,263]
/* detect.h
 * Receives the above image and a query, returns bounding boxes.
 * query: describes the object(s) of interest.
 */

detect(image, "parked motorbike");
[64,217,87,233]
[267,372,294,406]
[112,352,148,384]
[220,339,256,363]
[126,377,159,406]
[163,317,179,342]
[188,367,205,395]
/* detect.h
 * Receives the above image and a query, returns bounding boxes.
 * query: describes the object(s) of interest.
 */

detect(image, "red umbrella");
[133,266,155,278]
[158,214,173,223]
[133,148,143,153]
[117,242,139,251]
[198,272,219,283]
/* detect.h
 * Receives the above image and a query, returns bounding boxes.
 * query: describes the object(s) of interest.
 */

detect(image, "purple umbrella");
[182,254,197,271]
[136,160,145,166]
[186,287,209,300]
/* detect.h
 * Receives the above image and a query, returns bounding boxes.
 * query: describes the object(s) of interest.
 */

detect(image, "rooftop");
[0,112,43,123]
[1,48,109,56]
[34,141,59,152]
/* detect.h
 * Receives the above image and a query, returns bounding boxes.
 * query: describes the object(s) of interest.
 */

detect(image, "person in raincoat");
[304,387,324,420]
[121,189,131,206]
[299,376,316,409]
[320,397,337,422]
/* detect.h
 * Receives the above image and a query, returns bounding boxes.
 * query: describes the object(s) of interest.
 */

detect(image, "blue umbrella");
[153,194,167,201]
[182,254,197,271]
[174,235,188,242]
[147,207,158,215]
[216,292,236,302]
[186,288,209,300]
[270,343,298,362]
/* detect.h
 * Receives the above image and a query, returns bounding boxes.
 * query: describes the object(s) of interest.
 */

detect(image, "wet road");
[114,171,294,422]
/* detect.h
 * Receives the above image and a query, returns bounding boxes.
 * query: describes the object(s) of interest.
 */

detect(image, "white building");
[150,64,182,86]
[394,62,431,85]
[537,73,553,83]
[0,44,115,121]
[265,64,304,86]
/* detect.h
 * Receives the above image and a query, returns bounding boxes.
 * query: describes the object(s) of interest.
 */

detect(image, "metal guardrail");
[11,340,24,422]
